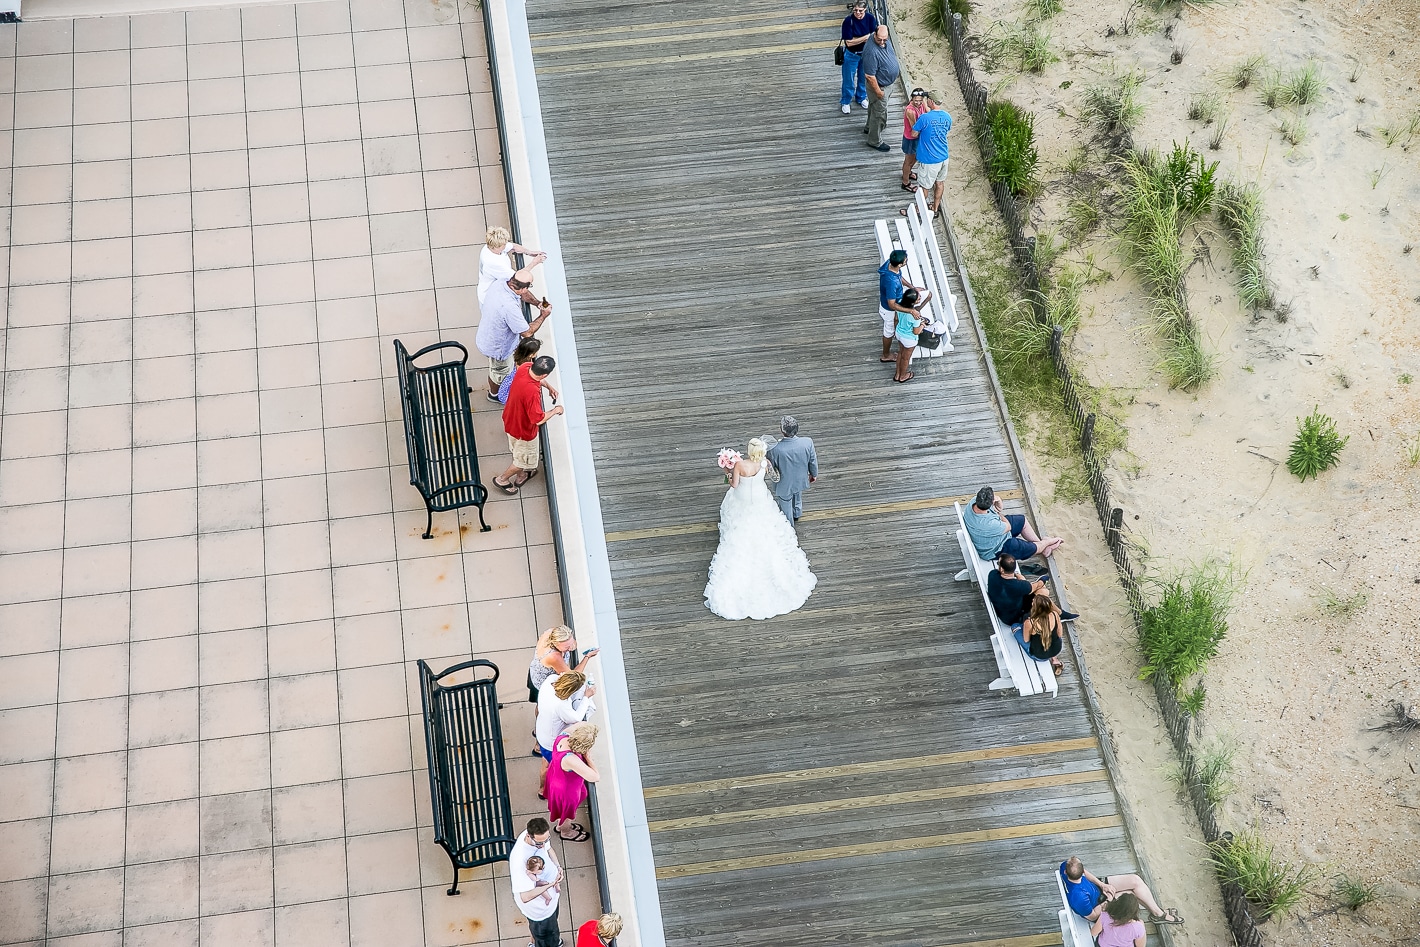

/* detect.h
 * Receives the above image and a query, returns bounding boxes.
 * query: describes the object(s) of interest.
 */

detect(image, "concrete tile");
[0,706,57,765]
[199,790,272,855]
[0,760,54,822]
[128,689,199,748]
[336,663,406,722]
[0,651,60,710]
[123,918,199,947]
[126,799,199,864]
[124,857,199,926]
[0,817,51,881]
[0,877,48,942]
[131,488,199,542]
[340,716,412,778]
[199,680,270,739]
[199,848,274,914]
[198,627,269,685]
[130,585,198,641]
[50,808,126,874]
[127,743,197,805]
[54,696,128,757]
[270,672,339,730]
[271,780,344,845]
[267,620,337,677]
[270,724,342,788]
[420,879,499,947]
[46,866,125,937]
[131,638,198,697]
[275,898,349,947]
[343,772,416,836]
[198,734,270,795]
[197,577,267,633]
[346,829,421,896]
[273,838,347,906]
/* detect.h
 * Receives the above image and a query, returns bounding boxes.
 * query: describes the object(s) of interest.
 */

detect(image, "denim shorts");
[902,136,917,156]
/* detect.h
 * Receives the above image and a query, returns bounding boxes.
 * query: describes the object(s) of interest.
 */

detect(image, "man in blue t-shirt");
[877,250,928,363]
[911,94,954,214]
[1059,856,1181,924]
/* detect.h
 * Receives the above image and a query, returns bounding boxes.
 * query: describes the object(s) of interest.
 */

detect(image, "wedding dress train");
[703,462,817,620]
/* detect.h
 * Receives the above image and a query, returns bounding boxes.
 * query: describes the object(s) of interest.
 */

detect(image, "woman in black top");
[1018,590,1064,676]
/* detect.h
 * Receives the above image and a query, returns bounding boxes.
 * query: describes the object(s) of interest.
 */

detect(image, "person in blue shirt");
[839,1,877,112]
[1060,856,1183,925]
[911,93,955,214]
[877,250,930,364]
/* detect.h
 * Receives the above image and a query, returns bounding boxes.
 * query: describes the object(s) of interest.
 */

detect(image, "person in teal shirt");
[892,288,929,383]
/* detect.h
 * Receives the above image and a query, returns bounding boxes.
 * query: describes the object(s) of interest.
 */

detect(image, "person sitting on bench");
[988,554,1077,624]
[1059,856,1183,925]
[965,486,1064,561]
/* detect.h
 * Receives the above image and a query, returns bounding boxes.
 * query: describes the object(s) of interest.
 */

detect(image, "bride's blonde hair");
[745,438,767,464]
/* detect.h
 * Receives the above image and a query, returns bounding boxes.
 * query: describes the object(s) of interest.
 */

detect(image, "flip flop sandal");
[558,823,590,842]
[516,468,539,485]
[492,477,519,495]
[895,372,915,383]
[1051,660,1064,677]
[900,182,916,191]
[1150,910,1185,925]
[879,357,896,363]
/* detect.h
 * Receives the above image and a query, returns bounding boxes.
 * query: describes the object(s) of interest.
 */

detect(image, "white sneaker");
[841,103,851,114]
[859,99,869,109]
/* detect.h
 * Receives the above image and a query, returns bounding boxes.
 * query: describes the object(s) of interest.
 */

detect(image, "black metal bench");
[394,339,492,539]
[418,658,516,895]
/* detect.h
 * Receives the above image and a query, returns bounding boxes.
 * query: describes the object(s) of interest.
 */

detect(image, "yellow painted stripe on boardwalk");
[643,735,1098,799]
[656,815,1123,879]
[604,488,1024,543]
[937,936,1062,947]
[535,39,838,76]
[529,5,844,41]
[648,769,1107,832]
[533,18,838,53]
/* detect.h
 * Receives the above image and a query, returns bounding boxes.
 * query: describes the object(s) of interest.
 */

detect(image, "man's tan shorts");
[488,354,514,387]
[916,158,949,188]
[508,434,541,470]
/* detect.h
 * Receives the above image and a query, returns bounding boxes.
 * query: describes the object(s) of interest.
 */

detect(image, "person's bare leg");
[1039,538,1065,557]
[494,463,522,488]
[882,334,894,361]
[902,155,916,187]
[538,759,548,796]
[1020,521,1043,543]
[514,466,537,486]
[894,344,913,381]
[1109,874,1165,917]
[932,180,946,212]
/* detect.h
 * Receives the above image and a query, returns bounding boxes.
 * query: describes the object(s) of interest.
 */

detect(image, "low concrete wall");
[482,1,666,944]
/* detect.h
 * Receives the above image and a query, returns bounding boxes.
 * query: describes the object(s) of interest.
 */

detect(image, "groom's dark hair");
[780,416,800,436]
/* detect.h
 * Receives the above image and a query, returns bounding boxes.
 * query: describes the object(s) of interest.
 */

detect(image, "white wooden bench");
[952,501,1057,697]
[1054,870,1095,947]
[872,190,958,359]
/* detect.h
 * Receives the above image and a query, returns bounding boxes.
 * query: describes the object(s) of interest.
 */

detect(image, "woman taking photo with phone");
[527,626,599,755]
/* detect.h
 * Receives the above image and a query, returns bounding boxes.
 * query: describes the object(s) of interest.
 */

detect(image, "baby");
[525,855,557,905]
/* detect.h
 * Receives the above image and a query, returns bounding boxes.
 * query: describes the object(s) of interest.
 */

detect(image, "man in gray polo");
[860,25,901,153]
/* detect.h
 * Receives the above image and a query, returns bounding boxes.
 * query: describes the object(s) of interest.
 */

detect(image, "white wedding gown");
[703,462,817,620]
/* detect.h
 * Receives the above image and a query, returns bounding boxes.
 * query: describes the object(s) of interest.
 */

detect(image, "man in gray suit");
[766,416,818,525]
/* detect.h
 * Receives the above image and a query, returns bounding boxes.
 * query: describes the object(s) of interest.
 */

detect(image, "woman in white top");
[534,671,595,795]
[479,226,547,304]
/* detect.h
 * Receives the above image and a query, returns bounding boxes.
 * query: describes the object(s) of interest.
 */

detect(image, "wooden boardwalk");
[524,1,1141,944]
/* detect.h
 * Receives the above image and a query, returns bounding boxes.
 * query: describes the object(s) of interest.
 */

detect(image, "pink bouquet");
[716,448,741,483]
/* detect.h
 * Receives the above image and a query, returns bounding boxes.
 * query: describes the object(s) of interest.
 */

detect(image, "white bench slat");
[912,189,959,335]
[953,502,1058,697]
[1054,871,1095,947]
[874,218,942,361]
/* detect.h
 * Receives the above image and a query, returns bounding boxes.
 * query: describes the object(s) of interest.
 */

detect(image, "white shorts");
[916,159,949,188]
[879,306,895,338]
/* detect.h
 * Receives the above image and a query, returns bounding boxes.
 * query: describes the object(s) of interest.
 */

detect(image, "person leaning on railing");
[577,912,624,947]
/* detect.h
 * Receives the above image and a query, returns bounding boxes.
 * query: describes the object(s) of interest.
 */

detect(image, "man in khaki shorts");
[476,268,552,401]
[910,93,953,214]
[494,355,564,495]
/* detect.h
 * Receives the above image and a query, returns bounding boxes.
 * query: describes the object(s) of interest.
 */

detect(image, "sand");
[886,0,1420,942]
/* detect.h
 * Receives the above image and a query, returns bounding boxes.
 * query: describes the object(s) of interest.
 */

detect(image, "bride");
[704,438,817,620]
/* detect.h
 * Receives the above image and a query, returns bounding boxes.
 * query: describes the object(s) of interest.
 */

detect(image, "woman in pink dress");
[546,723,600,842]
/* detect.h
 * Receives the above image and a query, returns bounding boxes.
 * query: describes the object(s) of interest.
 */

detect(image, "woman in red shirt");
[576,912,623,947]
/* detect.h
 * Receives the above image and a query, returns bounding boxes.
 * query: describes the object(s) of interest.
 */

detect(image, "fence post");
[1081,412,1095,455]
[1107,507,1123,549]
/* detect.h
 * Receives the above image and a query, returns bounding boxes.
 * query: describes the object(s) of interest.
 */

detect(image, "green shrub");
[1194,740,1237,805]
[1139,562,1235,684]
[1178,680,1206,717]
[1025,0,1063,17]
[1015,24,1058,72]
[983,100,1041,197]
[1209,830,1317,920]
[1283,61,1324,105]
[1286,408,1348,480]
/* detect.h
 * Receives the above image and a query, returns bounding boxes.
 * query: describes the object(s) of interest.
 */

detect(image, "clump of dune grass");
[1279,114,1307,146]
[1187,91,1223,124]
[1208,112,1230,150]
[1116,144,1219,390]
[1209,830,1317,921]
[1332,874,1383,912]
[1139,560,1236,684]
[1227,55,1266,89]
[1283,61,1325,106]
[1216,181,1274,310]
[1286,407,1348,481]
[1024,0,1063,18]
[1083,69,1146,136]
[1378,111,1420,149]
[925,0,973,32]
[983,99,1041,197]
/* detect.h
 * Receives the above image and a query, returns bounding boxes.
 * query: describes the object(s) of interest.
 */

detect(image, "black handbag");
[834,42,845,66]
[918,329,943,350]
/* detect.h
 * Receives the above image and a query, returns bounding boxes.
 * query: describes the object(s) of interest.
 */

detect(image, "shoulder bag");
[834,42,845,66]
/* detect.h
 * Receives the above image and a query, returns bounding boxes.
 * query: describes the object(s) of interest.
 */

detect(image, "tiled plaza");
[0,1,599,943]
